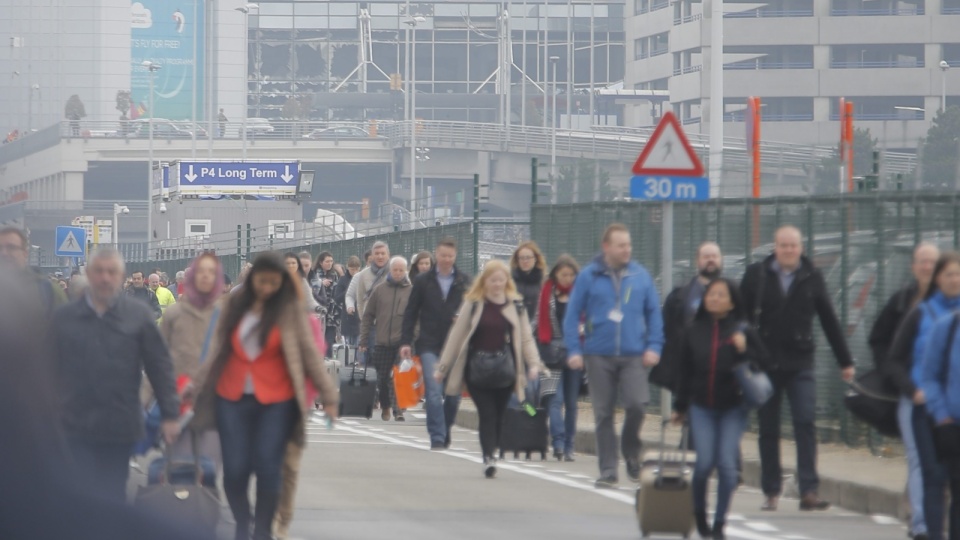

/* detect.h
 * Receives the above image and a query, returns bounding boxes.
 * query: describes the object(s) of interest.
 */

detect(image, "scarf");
[538,279,573,344]
[182,254,225,310]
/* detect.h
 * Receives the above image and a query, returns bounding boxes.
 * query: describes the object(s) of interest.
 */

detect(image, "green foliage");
[64,95,86,120]
[812,128,877,194]
[920,106,960,189]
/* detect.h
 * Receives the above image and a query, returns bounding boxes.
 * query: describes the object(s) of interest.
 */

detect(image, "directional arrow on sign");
[281,165,294,183]
[184,165,198,183]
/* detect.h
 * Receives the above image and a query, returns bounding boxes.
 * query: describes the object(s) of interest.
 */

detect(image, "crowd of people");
[4,220,960,540]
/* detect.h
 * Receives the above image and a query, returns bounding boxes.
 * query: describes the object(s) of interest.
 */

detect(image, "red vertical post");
[749,97,762,248]
[844,100,855,193]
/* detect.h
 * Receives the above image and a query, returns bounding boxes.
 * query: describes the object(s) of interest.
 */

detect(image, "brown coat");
[436,297,545,401]
[190,301,339,448]
[159,300,218,380]
[359,278,412,347]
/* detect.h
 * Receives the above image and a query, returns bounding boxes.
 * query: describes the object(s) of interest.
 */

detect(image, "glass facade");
[246,0,625,122]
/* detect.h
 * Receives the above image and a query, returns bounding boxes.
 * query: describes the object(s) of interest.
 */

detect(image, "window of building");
[725,46,814,70]
[650,33,669,56]
[945,0,960,13]
[635,0,649,15]
[829,96,925,120]
[634,38,647,60]
[830,44,924,68]
[724,97,813,122]
[725,0,813,17]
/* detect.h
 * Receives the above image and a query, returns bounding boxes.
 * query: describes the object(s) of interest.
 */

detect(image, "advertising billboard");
[131,0,205,121]
[170,161,301,196]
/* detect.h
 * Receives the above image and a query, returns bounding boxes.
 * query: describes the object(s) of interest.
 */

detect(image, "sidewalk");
[455,400,909,519]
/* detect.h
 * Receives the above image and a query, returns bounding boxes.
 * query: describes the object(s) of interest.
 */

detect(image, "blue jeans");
[216,395,299,539]
[914,403,948,540]
[549,368,583,454]
[419,351,461,446]
[758,369,819,496]
[689,404,747,528]
[899,397,927,535]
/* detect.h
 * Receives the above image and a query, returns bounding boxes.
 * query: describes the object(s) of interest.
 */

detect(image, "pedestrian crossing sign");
[55,226,86,257]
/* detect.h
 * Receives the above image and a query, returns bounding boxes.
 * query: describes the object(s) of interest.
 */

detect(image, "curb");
[454,407,906,519]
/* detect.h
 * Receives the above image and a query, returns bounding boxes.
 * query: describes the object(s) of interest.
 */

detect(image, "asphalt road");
[270,407,910,540]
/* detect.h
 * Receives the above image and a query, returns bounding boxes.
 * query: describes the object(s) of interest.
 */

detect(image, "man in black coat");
[653,241,723,391]
[740,225,854,512]
[125,270,162,320]
[52,248,181,503]
[400,237,471,450]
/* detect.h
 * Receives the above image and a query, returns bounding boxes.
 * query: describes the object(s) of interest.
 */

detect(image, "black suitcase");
[339,364,378,418]
[499,406,549,461]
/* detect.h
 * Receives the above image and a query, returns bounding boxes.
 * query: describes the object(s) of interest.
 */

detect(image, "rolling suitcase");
[499,405,549,461]
[635,421,694,538]
[338,363,378,418]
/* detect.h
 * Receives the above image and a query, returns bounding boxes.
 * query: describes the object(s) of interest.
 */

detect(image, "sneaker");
[626,458,641,482]
[444,433,452,449]
[484,459,497,479]
[594,476,618,489]
[381,409,391,421]
[799,493,830,511]
[563,452,576,462]
[430,442,445,451]
[395,412,405,422]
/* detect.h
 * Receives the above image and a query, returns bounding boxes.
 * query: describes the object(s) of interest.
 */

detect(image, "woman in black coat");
[510,241,547,322]
[335,256,362,362]
[672,278,768,540]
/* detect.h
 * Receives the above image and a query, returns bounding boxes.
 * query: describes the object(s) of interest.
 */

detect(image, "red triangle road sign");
[631,111,705,177]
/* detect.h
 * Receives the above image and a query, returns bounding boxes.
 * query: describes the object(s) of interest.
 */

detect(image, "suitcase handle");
[159,415,205,487]
[657,419,690,481]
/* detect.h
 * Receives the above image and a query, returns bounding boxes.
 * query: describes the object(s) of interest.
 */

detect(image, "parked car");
[175,122,208,138]
[302,126,370,140]
[244,117,275,135]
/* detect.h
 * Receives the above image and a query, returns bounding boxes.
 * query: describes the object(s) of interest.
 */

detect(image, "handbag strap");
[199,307,220,365]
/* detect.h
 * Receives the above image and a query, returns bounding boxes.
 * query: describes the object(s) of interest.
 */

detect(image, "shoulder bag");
[466,301,520,390]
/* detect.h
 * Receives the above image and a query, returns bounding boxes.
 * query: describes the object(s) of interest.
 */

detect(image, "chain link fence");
[532,192,960,450]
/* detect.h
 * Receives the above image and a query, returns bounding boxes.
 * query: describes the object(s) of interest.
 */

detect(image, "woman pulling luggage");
[189,253,339,540]
[434,259,546,478]
[672,278,768,540]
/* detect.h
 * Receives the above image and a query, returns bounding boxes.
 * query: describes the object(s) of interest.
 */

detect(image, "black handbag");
[468,346,516,389]
[538,340,567,370]
[843,369,900,438]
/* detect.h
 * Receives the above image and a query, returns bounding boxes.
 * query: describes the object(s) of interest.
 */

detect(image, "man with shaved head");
[653,241,724,391]
[740,225,853,512]
[125,270,162,320]
[148,272,176,319]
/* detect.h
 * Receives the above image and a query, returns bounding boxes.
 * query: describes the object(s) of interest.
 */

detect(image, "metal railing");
[830,59,924,69]
[650,0,669,11]
[673,13,702,24]
[830,7,924,15]
[724,9,815,17]
[650,47,670,57]
[724,61,815,70]
[828,110,925,121]
[724,112,816,122]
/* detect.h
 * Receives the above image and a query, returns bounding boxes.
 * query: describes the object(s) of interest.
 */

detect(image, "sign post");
[629,111,708,417]
[170,160,300,197]
[55,226,87,266]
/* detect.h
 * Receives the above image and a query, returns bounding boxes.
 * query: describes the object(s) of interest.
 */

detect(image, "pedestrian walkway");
[455,400,909,520]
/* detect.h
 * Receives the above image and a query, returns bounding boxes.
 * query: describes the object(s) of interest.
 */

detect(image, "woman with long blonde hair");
[434,259,546,478]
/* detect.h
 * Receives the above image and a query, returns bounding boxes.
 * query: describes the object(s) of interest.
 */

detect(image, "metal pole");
[943,70,948,113]
[241,12,249,160]
[659,200,674,416]
[473,173,480,275]
[27,86,32,133]
[550,57,559,202]
[531,157,538,205]
[191,0,198,159]
[207,0,214,158]
[148,69,155,248]
[411,18,418,217]
[542,2,548,128]
[565,0,572,127]
[521,0,527,128]
[588,0,595,124]
[503,7,512,140]
[708,0,724,197]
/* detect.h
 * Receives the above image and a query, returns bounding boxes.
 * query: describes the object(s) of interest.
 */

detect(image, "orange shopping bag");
[393,356,424,409]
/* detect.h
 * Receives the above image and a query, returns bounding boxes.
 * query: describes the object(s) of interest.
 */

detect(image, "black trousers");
[466,381,514,460]
[369,345,399,411]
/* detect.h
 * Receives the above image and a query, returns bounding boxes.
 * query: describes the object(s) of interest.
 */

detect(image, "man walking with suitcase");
[400,238,471,450]
[564,223,665,489]
[360,256,413,422]
[740,225,855,511]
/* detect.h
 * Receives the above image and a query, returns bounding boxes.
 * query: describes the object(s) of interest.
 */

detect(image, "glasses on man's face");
[0,243,25,253]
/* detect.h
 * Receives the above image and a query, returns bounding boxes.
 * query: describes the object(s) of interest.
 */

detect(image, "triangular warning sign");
[632,111,705,177]
[58,231,82,254]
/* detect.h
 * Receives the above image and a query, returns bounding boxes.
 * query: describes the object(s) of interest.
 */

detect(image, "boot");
[695,510,712,538]
[711,521,726,540]
[252,492,280,540]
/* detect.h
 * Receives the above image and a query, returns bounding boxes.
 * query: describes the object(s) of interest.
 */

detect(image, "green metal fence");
[532,192,960,450]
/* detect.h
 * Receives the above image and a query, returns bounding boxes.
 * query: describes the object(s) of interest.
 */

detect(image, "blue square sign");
[55,226,87,257]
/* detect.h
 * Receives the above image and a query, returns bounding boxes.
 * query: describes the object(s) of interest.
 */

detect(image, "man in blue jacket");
[564,223,665,489]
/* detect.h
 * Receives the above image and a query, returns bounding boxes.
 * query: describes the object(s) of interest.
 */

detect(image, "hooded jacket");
[562,254,664,358]
[739,253,852,371]
[884,291,960,397]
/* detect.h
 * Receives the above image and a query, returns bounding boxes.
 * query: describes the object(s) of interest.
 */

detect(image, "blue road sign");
[630,176,710,202]
[174,161,299,195]
[55,226,87,257]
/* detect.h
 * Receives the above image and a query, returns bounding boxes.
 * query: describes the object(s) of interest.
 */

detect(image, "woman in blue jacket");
[887,251,960,540]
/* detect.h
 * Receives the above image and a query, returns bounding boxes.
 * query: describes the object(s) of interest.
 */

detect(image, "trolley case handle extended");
[654,418,691,490]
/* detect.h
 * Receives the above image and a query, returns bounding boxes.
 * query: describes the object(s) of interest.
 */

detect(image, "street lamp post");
[142,61,161,249]
[113,204,130,248]
[416,146,430,218]
[549,56,559,203]
[27,83,39,133]
[404,14,425,214]
[940,60,950,113]
[236,4,259,160]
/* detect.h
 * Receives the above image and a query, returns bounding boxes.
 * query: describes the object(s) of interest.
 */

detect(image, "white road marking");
[306,441,401,446]
[870,515,901,526]
[744,522,779,532]
[781,535,814,540]
[410,413,426,419]
[547,470,568,474]
[565,473,592,480]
